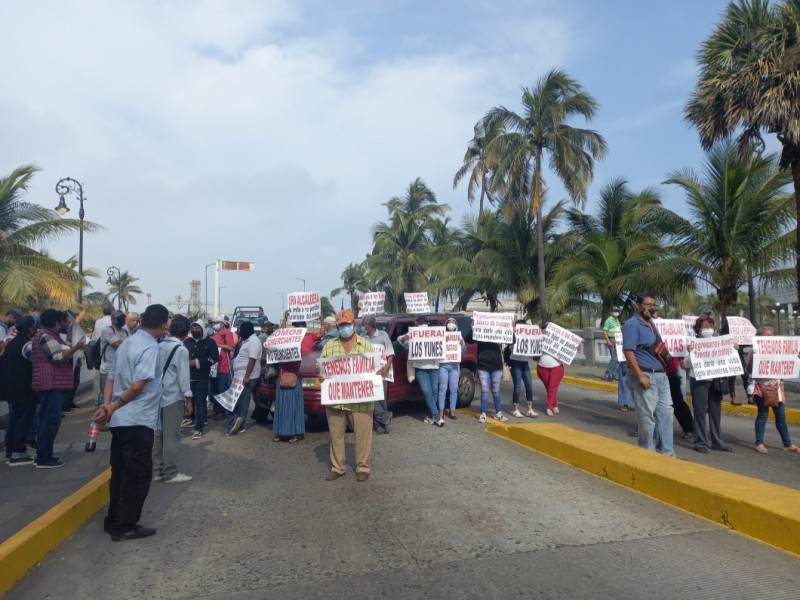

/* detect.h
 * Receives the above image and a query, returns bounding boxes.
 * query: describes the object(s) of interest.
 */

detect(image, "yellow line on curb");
[0,468,110,596]
[485,421,800,557]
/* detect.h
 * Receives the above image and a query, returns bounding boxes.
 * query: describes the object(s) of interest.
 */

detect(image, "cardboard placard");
[321,373,385,404]
[726,316,757,346]
[264,327,307,364]
[443,332,464,363]
[751,336,800,379]
[512,324,543,357]
[359,292,386,316]
[214,376,244,412]
[472,311,515,344]
[688,335,743,381]
[407,326,446,360]
[653,319,688,358]
[540,324,582,365]
[404,292,430,314]
[287,292,321,323]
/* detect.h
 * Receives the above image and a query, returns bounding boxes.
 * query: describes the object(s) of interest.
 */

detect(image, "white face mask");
[612,312,620,317]
[446,322,456,331]
[700,328,714,338]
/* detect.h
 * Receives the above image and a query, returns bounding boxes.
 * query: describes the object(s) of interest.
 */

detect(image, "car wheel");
[456,369,476,408]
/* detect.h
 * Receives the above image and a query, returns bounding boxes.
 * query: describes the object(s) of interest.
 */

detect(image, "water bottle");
[85,421,100,452]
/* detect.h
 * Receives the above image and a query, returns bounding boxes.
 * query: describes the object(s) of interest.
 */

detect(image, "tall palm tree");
[0,165,100,308]
[107,270,143,312]
[685,0,800,301]
[453,116,503,215]
[664,142,794,317]
[483,69,608,322]
[330,262,368,315]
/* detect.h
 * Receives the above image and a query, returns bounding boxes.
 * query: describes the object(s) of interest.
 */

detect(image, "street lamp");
[277,292,284,314]
[204,262,215,316]
[107,266,122,310]
[296,277,306,292]
[54,177,86,302]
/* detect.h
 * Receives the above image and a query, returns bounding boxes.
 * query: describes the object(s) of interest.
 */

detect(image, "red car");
[254,313,478,416]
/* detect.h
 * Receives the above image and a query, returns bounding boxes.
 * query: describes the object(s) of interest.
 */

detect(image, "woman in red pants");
[537,349,564,416]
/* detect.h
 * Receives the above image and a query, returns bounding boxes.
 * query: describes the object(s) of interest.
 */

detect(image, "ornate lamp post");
[54,178,86,302]
[107,266,122,310]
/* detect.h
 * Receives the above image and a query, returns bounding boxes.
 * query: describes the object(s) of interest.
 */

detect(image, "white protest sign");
[472,311,515,344]
[512,324,543,357]
[653,319,688,358]
[287,291,321,323]
[540,324,582,365]
[404,292,430,314]
[443,332,464,362]
[214,376,244,412]
[264,327,307,364]
[751,336,800,379]
[370,340,394,382]
[682,315,698,338]
[359,292,386,316]
[321,373,385,404]
[70,320,88,368]
[407,326,446,360]
[726,316,757,346]
[688,334,743,380]
[318,352,382,378]
[615,332,625,362]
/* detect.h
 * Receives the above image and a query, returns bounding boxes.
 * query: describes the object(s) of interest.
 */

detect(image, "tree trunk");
[793,161,800,309]
[535,205,548,324]
[747,268,756,325]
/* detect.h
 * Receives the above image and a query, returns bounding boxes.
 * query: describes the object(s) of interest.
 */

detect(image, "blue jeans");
[754,395,793,447]
[36,390,65,464]
[478,369,503,414]
[617,363,633,407]
[229,380,255,431]
[190,380,209,433]
[605,345,619,377]
[438,364,460,411]
[630,371,675,456]
[510,360,533,406]
[415,368,439,417]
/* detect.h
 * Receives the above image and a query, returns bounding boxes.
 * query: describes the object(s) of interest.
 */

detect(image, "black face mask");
[191,330,202,339]
[115,316,126,328]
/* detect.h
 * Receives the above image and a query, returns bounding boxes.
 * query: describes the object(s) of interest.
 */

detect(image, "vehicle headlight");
[302,377,321,389]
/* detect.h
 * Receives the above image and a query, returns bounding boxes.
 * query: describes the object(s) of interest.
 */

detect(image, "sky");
[2,0,753,319]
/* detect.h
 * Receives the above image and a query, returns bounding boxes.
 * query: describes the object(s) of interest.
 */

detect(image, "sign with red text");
[404,292,430,314]
[751,336,800,379]
[359,292,386,316]
[682,315,698,338]
[472,311,515,344]
[688,335,743,380]
[263,327,307,364]
[319,352,385,404]
[214,376,244,412]
[615,332,625,362]
[541,324,583,365]
[512,324,543,357]
[287,292,321,323]
[369,340,394,382]
[443,332,465,362]
[727,316,757,346]
[653,319,688,358]
[407,326,446,360]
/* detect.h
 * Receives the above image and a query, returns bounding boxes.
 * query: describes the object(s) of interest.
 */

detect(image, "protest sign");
[653,319,688,358]
[214,376,244,412]
[443,332,465,363]
[359,292,386,316]
[263,327,307,364]
[321,373,385,404]
[726,316,757,346]
[615,332,625,362]
[541,324,582,365]
[370,340,394,382]
[472,311,515,344]
[70,320,88,368]
[512,324,543,357]
[404,292,430,314]
[287,291,321,323]
[318,352,382,378]
[688,334,743,380]
[751,336,800,379]
[407,326,446,360]
[682,315,698,338]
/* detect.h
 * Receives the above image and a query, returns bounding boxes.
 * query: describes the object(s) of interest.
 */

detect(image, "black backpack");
[87,339,106,370]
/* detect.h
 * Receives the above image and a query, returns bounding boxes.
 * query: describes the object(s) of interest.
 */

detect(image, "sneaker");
[435,416,445,427]
[227,416,244,436]
[512,409,524,418]
[153,473,164,481]
[478,413,487,424]
[192,431,202,440]
[423,416,436,425]
[526,409,539,418]
[35,457,65,469]
[164,473,193,483]
[495,412,509,422]
[384,412,392,433]
[238,427,246,434]
[546,409,554,417]
[180,418,193,428]
[553,407,559,414]
[9,455,35,467]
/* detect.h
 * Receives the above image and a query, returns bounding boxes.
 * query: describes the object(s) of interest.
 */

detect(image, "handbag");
[638,328,672,368]
[502,364,511,382]
[279,371,298,389]
[758,380,783,408]
[711,377,729,395]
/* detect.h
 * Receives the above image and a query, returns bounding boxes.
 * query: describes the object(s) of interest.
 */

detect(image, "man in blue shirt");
[92,304,170,541]
[622,293,675,457]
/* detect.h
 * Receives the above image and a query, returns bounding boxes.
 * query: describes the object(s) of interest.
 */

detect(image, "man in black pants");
[92,304,170,541]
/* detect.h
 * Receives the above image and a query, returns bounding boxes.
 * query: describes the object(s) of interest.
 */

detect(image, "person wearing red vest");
[31,309,88,468]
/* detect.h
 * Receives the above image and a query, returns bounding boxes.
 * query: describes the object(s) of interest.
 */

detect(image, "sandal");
[755,444,768,454]
[273,436,282,443]
[783,445,800,453]
[288,436,300,444]
[621,406,628,412]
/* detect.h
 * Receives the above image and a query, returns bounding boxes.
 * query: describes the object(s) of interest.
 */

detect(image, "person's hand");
[243,376,250,385]
[687,342,695,352]
[92,404,113,425]
[284,310,290,319]
[638,374,651,390]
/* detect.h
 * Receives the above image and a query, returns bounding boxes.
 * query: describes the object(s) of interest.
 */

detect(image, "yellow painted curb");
[0,468,110,596]
[488,422,800,556]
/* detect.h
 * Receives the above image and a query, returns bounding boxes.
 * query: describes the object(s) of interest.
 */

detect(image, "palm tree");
[0,165,100,308]
[483,69,608,322]
[107,270,143,312]
[453,116,503,215]
[330,262,368,315]
[664,142,794,317]
[685,0,800,301]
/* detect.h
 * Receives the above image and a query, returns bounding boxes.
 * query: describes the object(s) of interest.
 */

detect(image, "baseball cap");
[111,310,125,320]
[5,308,24,320]
[335,309,354,325]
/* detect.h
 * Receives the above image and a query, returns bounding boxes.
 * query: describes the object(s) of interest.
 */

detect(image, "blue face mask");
[338,324,354,338]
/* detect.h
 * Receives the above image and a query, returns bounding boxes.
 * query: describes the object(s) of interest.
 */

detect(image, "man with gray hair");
[124,312,140,336]
[362,314,394,434]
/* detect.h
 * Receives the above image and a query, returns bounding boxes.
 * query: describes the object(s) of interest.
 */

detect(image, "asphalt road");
[5,382,800,600]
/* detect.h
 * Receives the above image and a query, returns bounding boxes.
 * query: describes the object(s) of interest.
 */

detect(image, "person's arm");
[41,334,86,363]
[280,310,290,329]
[242,358,256,385]
[623,349,650,390]
[92,377,147,424]
[75,302,89,325]
[603,328,612,345]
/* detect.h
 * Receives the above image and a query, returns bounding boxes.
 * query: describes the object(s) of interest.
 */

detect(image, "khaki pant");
[325,407,373,475]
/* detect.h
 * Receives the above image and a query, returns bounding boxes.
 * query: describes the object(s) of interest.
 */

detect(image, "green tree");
[453,116,503,215]
[330,262,368,315]
[664,142,794,317]
[0,165,100,308]
[685,0,800,302]
[483,69,608,322]
[107,270,143,312]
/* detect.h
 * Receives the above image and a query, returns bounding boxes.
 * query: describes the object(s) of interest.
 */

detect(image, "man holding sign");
[320,310,376,482]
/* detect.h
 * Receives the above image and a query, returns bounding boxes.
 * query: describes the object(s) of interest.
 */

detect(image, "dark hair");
[693,315,715,334]
[102,304,113,316]
[291,321,307,328]
[170,315,191,338]
[239,321,255,339]
[141,304,170,328]
[40,308,62,328]
[415,315,428,325]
